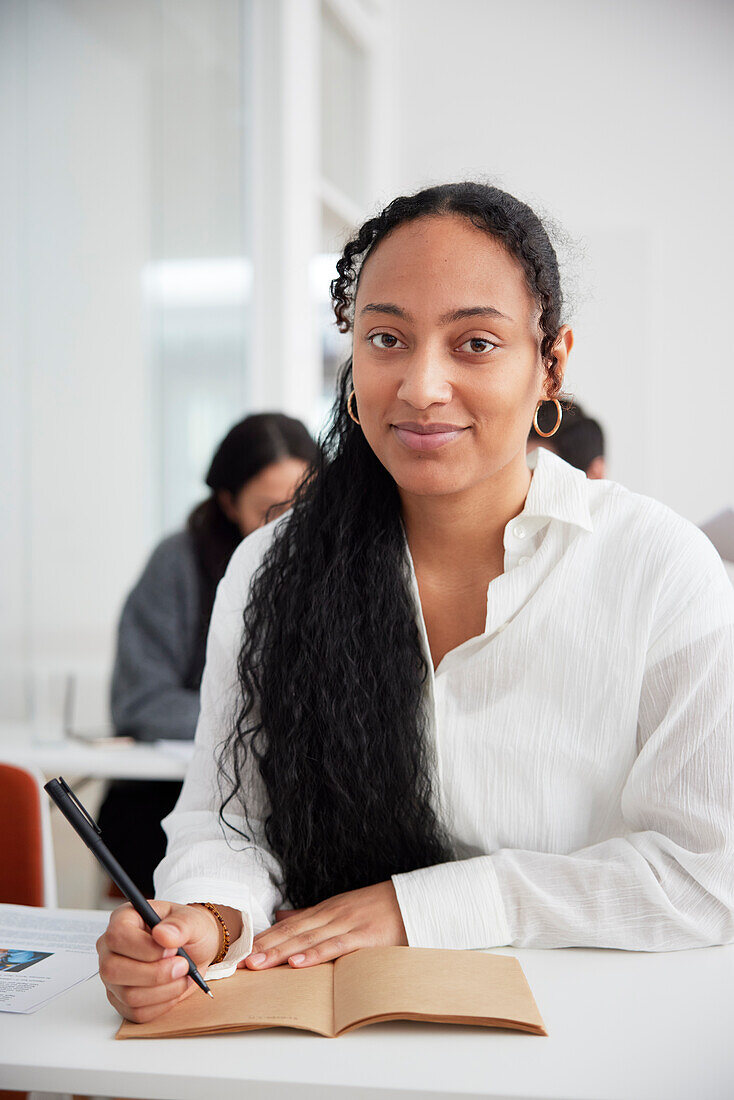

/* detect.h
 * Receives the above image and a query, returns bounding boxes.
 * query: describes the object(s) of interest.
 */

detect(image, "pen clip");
[58,776,102,835]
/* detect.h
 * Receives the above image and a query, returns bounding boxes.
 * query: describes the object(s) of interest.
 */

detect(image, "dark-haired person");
[528,398,606,478]
[97,413,318,897]
[97,183,734,1025]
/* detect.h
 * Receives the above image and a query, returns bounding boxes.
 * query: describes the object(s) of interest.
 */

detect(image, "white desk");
[1,939,732,1099]
[0,723,191,781]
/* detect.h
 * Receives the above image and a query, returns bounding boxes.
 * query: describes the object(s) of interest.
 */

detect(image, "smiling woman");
[95,182,734,1026]
[351,216,570,492]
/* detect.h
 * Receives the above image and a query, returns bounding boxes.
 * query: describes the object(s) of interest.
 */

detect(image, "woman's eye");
[458,337,497,354]
[368,332,404,350]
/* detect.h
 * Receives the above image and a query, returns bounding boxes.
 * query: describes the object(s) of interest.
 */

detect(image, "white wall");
[0,1,29,717]
[393,0,734,521]
[0,0,248,722]
[1,0,152,718]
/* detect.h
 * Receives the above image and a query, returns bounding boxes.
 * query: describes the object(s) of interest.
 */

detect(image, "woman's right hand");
[97,900,221,1023]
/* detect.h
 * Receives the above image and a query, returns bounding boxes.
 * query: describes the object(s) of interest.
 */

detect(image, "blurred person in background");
[527,399,605,478]
[97,413,319,896]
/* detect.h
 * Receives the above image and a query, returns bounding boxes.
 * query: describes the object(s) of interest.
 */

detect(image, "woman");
[97,413,318,896]
[98,183,734,1024]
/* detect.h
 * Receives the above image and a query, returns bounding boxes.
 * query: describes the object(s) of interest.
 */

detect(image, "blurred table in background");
[0,722,192,781]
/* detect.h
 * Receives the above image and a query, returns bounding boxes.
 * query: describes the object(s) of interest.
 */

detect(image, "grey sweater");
[111,531,207,742]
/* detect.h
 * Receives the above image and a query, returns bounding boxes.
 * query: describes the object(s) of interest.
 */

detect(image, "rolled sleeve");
[392,857,510,949]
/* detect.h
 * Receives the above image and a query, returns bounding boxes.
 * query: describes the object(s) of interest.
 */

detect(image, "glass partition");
[0,0,253,721]
[320,3,368,208]
[147,0,253,532]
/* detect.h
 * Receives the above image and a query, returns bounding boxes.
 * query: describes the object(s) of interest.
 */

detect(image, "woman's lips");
[391,422,469,452]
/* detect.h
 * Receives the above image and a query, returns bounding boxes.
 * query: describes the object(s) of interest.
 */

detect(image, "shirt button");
[519,555,530,566]
[513,524,526,539]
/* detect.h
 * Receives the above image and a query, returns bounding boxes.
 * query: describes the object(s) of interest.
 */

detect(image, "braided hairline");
[508,225,564,397]
[330,194,564,396]
[331,195,424,334]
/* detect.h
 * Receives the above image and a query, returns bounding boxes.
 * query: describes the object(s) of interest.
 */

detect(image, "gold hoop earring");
[347,390,360,425]
[533,398,563,438]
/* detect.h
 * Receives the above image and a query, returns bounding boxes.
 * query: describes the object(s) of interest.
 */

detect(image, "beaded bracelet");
[195,901,231,965]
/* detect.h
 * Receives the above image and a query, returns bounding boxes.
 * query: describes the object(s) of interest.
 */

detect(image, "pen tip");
[207,989,214,998]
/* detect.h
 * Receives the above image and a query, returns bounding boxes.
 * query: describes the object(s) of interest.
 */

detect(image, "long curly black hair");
[219,182,565,909]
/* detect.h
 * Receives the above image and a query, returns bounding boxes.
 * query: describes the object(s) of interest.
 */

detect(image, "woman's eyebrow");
[438,306,512,324]
[358,303,512,324]
[360,302,414,321]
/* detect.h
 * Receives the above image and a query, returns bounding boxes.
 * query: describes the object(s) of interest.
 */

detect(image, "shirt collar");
[519,447,594,534]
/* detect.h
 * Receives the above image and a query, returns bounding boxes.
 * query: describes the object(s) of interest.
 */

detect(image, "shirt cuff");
[391,856,512,950]
[204,911,253,980]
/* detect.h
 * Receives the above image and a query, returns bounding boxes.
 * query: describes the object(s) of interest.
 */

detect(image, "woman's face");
[351,214,571,500]
[220,457,310,537]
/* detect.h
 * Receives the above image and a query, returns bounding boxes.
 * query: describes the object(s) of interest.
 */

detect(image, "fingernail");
[248,953,266,966]
[289,954,306,965]
[162,947,177,958]
[171,958,189,979]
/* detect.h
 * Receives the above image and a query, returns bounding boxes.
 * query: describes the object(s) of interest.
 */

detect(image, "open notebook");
[117,946,546,1039]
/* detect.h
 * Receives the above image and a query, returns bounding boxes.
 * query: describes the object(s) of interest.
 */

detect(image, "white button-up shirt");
[155,449,734,975]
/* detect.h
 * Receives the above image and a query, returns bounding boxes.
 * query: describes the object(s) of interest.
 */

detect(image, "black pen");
[44,776,213,999]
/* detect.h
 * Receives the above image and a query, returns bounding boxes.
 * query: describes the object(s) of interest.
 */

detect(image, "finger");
[102,920,175,964]
[246,922,342,970]
[288,934,358,968]
[274,908,305,922]
[101,951,193,989]
[250,922,325,959]
[100,900,182,963]
[252,910,330,953]
[108,898,176,934]
[150,908,206,951]
[107,976,192,1009]
[106,979,196,1025]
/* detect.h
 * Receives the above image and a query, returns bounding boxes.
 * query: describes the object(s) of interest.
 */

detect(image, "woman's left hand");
[240,881,407,970]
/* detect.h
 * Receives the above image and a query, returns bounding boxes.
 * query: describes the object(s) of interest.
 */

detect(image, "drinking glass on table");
[29,670,74,744]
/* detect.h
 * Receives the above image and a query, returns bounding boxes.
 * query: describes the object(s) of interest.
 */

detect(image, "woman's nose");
[396,351,452,409]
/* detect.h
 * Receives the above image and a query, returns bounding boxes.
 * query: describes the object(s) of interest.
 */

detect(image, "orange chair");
[0,761,57,907]
[0,763,58,1100]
